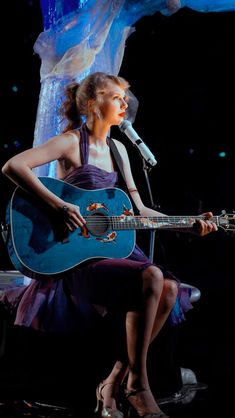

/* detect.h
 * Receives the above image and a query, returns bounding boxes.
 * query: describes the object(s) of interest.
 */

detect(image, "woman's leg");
[150,278,178,342]
[96,360,128,412]
[99,268,178,415]
[125,268,178,416]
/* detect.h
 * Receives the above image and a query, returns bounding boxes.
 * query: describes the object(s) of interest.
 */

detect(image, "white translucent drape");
[33,0,235,177]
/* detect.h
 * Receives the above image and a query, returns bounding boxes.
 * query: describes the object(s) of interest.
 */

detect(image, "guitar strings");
[75,215,213,230]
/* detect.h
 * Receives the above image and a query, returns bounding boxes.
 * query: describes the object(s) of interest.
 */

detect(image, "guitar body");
[6,177,136,275]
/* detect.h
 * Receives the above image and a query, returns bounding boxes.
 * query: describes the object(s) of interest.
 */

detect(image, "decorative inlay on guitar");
[5,177,235,275]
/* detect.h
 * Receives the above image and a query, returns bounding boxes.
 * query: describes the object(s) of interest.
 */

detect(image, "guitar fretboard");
[84,215,219,231]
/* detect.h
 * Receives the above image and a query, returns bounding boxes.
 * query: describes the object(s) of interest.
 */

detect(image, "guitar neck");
[109,215,219,231]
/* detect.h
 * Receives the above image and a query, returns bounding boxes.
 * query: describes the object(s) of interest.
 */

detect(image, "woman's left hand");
[194,212,218,236]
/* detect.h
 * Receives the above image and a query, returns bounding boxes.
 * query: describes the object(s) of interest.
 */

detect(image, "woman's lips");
[119,112,125,117]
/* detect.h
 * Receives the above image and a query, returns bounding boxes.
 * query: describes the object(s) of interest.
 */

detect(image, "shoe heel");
[94,399,102,414]
[94,386,102,414]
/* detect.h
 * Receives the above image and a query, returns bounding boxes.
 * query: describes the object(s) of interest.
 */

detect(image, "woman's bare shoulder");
[51,130,80,153]
[61,129,80,143]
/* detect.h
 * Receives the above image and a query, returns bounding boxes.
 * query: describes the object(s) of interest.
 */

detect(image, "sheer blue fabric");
[32,1,182,177]
[40,1,89,30]
[33,0,235,178]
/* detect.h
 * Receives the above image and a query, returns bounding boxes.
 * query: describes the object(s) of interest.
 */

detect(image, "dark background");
[0,0,234,409]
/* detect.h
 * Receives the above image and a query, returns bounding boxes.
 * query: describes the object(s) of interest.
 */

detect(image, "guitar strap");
[109,138,140,215]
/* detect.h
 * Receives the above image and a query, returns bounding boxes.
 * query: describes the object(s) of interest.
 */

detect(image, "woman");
[1,72,217,418]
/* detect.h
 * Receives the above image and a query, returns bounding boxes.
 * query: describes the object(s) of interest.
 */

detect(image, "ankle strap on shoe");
[125,388,147,398]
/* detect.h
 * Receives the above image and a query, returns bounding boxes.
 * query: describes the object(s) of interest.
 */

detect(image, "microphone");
[119,120,157,166]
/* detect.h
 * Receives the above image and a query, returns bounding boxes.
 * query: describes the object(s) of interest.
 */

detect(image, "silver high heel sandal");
[95,381,124,418]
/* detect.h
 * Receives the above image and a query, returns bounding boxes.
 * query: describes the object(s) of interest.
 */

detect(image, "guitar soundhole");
[86,212,110,237]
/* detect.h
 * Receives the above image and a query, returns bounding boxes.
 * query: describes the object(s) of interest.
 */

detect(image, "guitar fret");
[86,216,203,229]
[111,216,197,230]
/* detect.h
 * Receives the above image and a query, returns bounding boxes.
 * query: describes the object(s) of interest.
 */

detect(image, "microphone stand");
[141,157,159,263]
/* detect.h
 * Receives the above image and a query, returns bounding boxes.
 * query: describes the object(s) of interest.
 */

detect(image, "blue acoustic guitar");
[5,177,235,276]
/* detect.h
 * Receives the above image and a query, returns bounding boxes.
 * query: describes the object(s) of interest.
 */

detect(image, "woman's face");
[96,81,128,125]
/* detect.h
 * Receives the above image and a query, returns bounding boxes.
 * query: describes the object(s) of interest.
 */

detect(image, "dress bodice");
[63,124,118,189]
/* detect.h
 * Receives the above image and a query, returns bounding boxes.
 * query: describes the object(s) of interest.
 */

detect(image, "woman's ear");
[87,99,95,113]
[87,99,102,120]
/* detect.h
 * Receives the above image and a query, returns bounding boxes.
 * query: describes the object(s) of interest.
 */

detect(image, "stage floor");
[0,382,231,417]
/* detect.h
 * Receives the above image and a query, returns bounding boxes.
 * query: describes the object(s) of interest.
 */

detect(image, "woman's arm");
[114,139,217,236]
[2,134,70,208]
[2,132,85,229]
[113,139,165,217]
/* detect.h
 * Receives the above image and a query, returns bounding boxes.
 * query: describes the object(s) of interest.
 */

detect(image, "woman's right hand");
[59,202,86,231]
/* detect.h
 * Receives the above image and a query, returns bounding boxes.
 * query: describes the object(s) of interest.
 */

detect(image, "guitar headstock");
[218,211,235,232]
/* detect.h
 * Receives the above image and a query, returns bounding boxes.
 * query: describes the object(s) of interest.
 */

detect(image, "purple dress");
[0,125,192,333]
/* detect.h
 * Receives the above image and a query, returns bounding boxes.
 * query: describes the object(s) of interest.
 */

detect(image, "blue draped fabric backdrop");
[33,0,235,177]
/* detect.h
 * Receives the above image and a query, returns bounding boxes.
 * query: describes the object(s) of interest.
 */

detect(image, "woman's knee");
[142,266,164,296]
[163,279,178,308]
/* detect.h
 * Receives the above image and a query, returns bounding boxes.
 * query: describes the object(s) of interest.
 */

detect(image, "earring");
[95,110,102,120]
